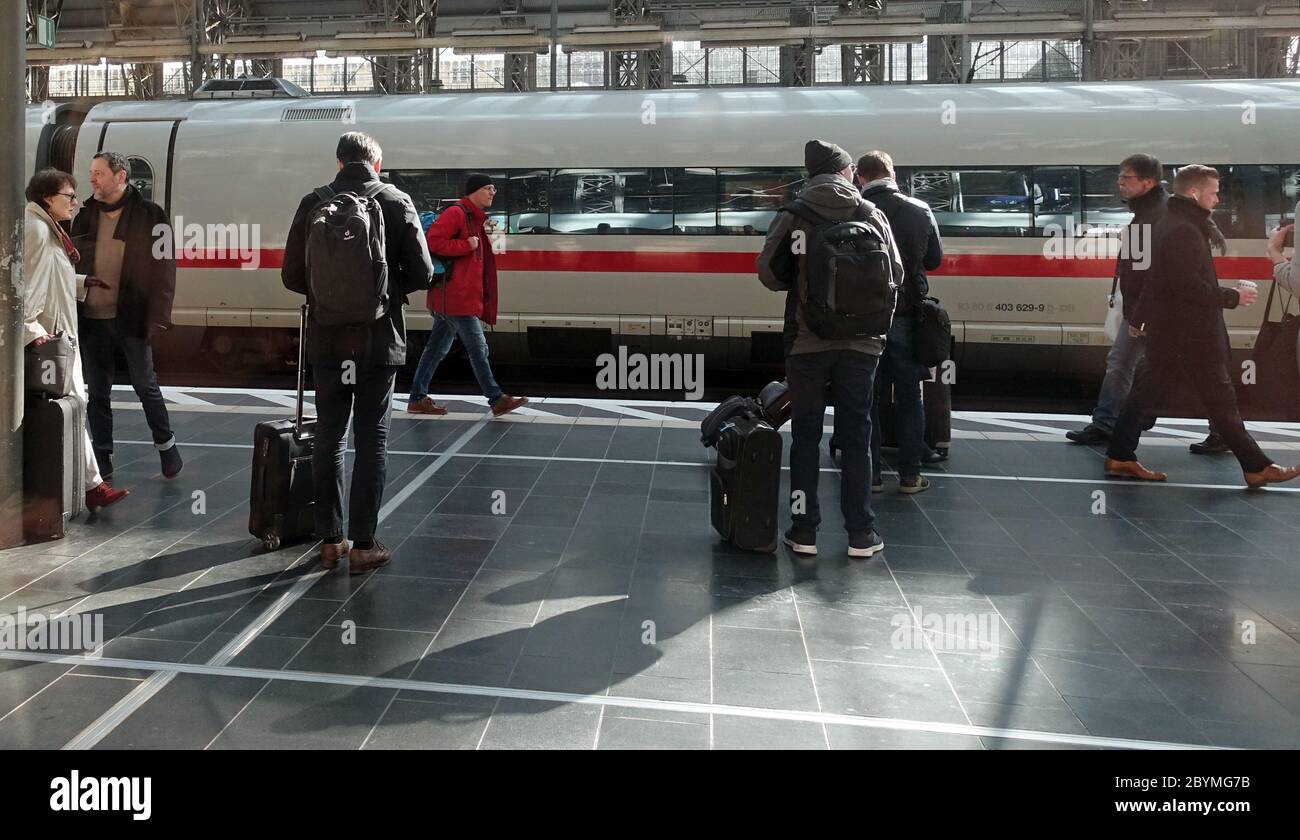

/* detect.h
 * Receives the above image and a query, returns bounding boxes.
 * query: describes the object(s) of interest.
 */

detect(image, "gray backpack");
[305,181,391,326]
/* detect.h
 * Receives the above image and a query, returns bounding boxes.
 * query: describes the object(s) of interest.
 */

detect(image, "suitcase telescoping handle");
[294,303,309,437]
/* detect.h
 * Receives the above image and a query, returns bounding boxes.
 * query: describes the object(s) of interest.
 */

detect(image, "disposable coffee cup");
[1238,280,1257,292]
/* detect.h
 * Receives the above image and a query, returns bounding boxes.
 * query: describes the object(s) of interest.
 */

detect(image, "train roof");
[31,79,1300,167]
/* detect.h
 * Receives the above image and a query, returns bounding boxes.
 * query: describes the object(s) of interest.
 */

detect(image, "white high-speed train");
[24,79,1298,376]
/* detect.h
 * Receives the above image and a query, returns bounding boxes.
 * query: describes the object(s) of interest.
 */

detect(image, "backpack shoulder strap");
[361,181,392,199]
[313,185,335,202]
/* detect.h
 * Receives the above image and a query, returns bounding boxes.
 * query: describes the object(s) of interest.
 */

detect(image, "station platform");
[1,386,1299,750]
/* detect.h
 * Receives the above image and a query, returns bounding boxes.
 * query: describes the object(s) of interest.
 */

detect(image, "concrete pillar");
[1,3,25,548]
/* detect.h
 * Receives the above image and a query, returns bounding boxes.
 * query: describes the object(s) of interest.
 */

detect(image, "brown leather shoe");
[348,541,392,575]
[85,482,129,511]
[491,394,529,418]
[407,397,448,415]
[1244,464,1300,489]
[320,538,349,570]
[1104,458,1168,482]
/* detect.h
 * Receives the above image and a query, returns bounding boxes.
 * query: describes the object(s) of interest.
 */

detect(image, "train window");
[1200,165,1269,239]
[384,169,508,231]
[1281,166,1300,226]
[126,156,153,203]
[718,168,805,235]
[674,168,718,234]
[1032,166,1081,235]
[507,169,551,233]
[545,168,674,234]
[899,167,1032,236]
[1082,166,1129,227]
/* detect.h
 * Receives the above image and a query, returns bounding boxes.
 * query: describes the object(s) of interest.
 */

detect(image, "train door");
[94,120,180,215]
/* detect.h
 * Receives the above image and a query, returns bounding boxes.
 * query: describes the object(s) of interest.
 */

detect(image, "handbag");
[24,332,76,397]
[1103,273,1124,343]
[1245,280,1300,420]
[913,297,953,367]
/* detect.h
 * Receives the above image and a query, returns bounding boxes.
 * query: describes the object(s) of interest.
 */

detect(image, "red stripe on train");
[175,249,1277,279]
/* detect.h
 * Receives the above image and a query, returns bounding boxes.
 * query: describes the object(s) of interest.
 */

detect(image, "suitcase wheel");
[262,534,281,551]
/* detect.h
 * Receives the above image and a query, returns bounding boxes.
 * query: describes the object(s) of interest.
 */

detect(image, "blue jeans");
[871,315,930,478]
[409,314,503,405]
[1092,318,1144,433]
[787,349,880,534]
[313,363,397,543]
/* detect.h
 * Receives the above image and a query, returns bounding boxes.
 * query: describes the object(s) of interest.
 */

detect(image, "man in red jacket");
[407,173,529,417]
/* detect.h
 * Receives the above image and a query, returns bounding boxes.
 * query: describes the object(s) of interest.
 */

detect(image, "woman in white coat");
[24,168,129,511]
[1267,205,1300,376]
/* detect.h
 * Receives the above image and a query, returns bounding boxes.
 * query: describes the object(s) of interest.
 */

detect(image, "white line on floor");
[113,439,1300,492]
[62,418,491,751]
[0,650,1226,751]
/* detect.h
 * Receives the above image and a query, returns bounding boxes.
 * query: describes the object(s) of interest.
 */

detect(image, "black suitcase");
[22,392,86,541]
[710,411,782,553]
[249,305,316,551]
[877,376,952,456]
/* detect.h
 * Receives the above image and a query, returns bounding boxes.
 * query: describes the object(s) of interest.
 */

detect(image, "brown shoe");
[1244,464,1300,489]
[1104,458,1168,482]
[491,394,529,418]
[407,397,448,415]
[320,538,349,570]
[348,541,391,575]
[85,482,129,511]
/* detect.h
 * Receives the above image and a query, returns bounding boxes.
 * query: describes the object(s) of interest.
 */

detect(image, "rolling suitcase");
[709,410,782,553]
[249,304,316,551]
[22,392,86,541]
[876,376,952,457]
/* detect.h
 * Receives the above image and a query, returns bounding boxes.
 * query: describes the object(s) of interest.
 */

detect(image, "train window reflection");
[126,156,153,203]
[1200,165,1266,239]
[507,169,550,233]
[1032,166,1081,235]
[674,167,718,234]
[1282,166,1300,227]
[546,168,673,234]
[899,167,1032,236]
[718,168,805,235]
[1082,166,1129,226]
[384,169,507,231]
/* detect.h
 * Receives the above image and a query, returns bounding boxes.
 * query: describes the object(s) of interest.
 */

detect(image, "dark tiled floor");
[1,405,1299,749]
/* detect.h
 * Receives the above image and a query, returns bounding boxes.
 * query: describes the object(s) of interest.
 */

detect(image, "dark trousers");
[79,316,174,455]
[1107,337,1270,474]
[313,362,398,543]
[787,349,880,534]
[871,314,929,478]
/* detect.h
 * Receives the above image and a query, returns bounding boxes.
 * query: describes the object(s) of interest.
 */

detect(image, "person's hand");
[1238,286,1259,307]
[1128,325,1145,338]
[1270,224,1294,250]
[467,236,480,251]
[30,334,55,347]
[84,275,108,289]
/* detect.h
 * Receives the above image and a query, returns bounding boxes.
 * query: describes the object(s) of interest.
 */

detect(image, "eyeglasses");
[56,192,79,203]
[1116,174,1141,182]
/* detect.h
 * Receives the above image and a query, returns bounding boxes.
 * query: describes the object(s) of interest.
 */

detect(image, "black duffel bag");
[913,296,952,368]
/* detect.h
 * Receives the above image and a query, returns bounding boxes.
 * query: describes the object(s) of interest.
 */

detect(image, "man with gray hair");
[71,151,181,481]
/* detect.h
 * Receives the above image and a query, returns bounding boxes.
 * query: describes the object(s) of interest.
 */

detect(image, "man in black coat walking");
[1104,165,1300,488]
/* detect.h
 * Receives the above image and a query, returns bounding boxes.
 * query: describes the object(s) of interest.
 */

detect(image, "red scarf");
[53,220,80,265]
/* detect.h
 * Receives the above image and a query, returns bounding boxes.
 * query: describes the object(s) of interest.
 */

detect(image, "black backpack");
[783,199,897,340]
[305,181,392,327]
